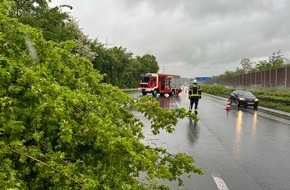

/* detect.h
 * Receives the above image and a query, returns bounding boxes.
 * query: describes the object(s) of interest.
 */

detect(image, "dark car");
[229,90,259,109]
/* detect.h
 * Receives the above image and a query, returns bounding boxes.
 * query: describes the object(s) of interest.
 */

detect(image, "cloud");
[50,0,290,77]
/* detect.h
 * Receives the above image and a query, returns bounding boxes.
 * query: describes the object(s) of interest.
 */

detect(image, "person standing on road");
[188,79,202,114]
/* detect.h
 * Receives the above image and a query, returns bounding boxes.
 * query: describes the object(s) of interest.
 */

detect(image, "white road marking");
[176,101,181,108]
[212,173,230,190]
[215,103,227,109]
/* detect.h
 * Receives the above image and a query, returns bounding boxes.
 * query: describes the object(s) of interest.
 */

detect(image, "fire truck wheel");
[152,90,158,97]
[142,91,147,96]
[172,89,175,95]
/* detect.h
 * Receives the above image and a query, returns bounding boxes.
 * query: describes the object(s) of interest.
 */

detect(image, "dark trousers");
[189,96,199,110]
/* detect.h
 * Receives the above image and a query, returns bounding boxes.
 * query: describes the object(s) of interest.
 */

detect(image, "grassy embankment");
[200,84,290,113]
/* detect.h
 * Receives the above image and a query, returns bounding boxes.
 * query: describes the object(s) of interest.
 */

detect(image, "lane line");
[176,101,181,108]
[212,173,230,190]
[214,103,226,109]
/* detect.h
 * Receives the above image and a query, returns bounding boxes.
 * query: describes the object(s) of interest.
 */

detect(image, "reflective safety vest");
[189,84,201,97]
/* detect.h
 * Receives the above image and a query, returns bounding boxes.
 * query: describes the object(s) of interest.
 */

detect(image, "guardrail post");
[286,66,288,88]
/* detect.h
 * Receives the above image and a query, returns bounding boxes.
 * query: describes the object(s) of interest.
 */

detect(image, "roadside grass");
[200,84,290,113]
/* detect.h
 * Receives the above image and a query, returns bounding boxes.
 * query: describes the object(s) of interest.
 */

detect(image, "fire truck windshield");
[141,76,150,82]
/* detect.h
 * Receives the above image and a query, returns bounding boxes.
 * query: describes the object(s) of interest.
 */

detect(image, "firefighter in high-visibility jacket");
[188,79,202,114]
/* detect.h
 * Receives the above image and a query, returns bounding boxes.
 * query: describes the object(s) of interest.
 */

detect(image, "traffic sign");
[195,77,212,82]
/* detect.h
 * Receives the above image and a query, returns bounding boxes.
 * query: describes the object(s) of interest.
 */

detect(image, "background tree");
[108,47,133,87]
[9,0,49,17]
[137,54,160,74]
[215,50,289,79]
[285,58,290,66]
[255,60,271,71]
[268,50,284,69]
[122,58,142,88]
[9,0,76,42]
[240,58,253,73]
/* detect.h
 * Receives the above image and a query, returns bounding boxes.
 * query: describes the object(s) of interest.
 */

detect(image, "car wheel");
[254,103,258,109]
[237,100,241,107]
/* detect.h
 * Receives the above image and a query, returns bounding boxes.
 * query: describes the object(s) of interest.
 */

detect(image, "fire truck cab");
[138,73,182,96]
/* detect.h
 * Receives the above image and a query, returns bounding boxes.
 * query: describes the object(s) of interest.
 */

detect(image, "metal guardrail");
[121,88,139,92]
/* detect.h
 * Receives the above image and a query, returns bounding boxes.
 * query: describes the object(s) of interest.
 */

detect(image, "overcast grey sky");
[50,0,290,78]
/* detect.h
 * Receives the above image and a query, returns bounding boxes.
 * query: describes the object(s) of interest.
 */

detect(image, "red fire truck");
[138,73,182,96]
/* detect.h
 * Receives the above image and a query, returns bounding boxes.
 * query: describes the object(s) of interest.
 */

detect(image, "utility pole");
[105,37,114,47]
[162,65,167,74]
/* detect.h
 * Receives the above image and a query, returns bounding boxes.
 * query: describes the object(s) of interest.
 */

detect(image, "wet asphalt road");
[131,91,290,190]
